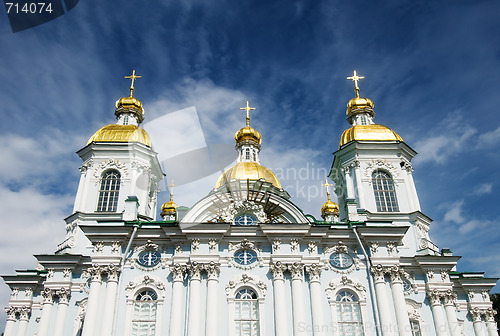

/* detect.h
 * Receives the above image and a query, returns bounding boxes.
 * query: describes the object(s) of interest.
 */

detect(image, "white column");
[388,266,412,336]
[471,308,487,336]
[187,262,203,336]
[100,264,120,336]
[290,263,307,336]
[155,301,165,336]
[344,166,355,199]
[4,307,18,336]
[428,290,449,336]
[485,308,498,336]
[443,291,460,336]
[271,262,289,336]
[353,161,366,209]
[205,262,220,336]
[371,266,395,336]
[37,288,55,336]
[82,265,103,336]
[16,307,30,336]
[169,264,187,336]
[306,264,326,336]
[407,171,421,210]
[53,288,70,336]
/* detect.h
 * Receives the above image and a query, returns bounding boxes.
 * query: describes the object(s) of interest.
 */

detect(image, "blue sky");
[0,0,500,326]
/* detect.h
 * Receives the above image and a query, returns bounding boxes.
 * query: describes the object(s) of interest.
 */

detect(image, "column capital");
[388,265,408,284]
[18,306,31,321]
[5,306,17,320]
[289,262,304,280]
[305,263,322,283]
[427,289,443,306]
[42,288,54,304]
[470,307,483,322]
[205,261,220,280]
[270,261,286,280]
[57,288,71,304]
[106,264,120,282]
[170,263,187,282]
[86,264,103,283]
[484,307,497,322]
[442,289,457,306]
[188,261,202,281]
[370,264,386,283]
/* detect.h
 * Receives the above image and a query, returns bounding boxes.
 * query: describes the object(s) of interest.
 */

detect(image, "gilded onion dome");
[87,70,151,147]
[321,199,339,216]
[87,124,152,147]
[339,124,403,147]
[215,101,281,189]
[161,198,178,216]
[215,162,281,189]
[340,71,402,148]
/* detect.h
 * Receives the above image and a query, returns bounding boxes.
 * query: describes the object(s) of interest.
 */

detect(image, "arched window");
[336,290,364,336]
[131,290,158,336]
[245,148,251,160]
[372,170,399,212]
[235,288,260,336]
[123,115,129,125]
[97,170,121,212]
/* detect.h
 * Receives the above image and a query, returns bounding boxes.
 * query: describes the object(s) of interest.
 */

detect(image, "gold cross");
[346,70,364,97]
[240,100,256,127]
[167,180,176,200]
[322,179,334,200]
[125,70,142,97]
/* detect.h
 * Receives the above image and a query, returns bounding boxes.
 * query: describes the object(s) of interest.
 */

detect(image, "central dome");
[339,124,403,147]
[87,124,151,147]
[215,162,281,189]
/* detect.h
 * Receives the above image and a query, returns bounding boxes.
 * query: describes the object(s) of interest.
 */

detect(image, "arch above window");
[372,170,399,212]
[97,170,121,212]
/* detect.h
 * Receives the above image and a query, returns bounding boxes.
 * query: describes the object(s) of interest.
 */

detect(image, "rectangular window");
[131,301,157,336]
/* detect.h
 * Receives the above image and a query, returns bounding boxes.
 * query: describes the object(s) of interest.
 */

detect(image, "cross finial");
[167,180,176,201]
[240,100,256,127]
[346,70,364,98]
[322,179,334,201]
[125,70,142,97]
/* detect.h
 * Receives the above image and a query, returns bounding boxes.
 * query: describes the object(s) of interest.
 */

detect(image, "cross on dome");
[240,100,256,127]
[167,180,176,200]
[322,179,334,201]
[347,70,364,98]
[125,70,142,97]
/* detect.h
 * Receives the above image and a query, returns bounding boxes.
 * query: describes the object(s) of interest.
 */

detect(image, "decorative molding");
[111,241,121,254]
[63,268,72,280]
[208,239,218,253]
[47,269,55,279]
[481,290,490,302]
[73,299,87,336]
[307,241,317,254]
[125,275,166,298]
[191,239,200,253]
[305,264,322,282]
[364,158,399,178]
[290,239,299,253]
[106,264,120,282]
[42,288,54,304]
[326,275,367,301]
[57,288,71,304]
[225,273,267,298]
[272,239,281,253]
[93,158,128,178]
[427,289,442,306]
[220,199,267,223]
[370,242,379,255]
[270,261,286,281]
[170,263,187,282]
[443,289,458,306]
[93,241,104,254]
[289,262,304,280]
[386,241,397,256]
[11,288,19,298]
[370,264,386,283]
[440,269,449,282]
[188,262,202,281]
[206,261,220,280]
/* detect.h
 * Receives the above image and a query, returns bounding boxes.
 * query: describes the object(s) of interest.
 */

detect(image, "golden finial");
[167,180,176,201]
[240,100,256,127]
[347,70,364,98]
[322,179,334,201]
[125,70,142,97]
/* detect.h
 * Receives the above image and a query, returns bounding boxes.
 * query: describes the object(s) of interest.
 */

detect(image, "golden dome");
[161,199,178,215]
[235,126,262,145]
[346,96,374,115]
[115,96,145,123]
[321,200,339,216]
[339,124,403,147]
[87,124,152,147]
[215,162,281,189]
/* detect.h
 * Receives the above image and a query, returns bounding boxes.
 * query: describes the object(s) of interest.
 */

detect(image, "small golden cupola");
[339,71,403,148]
[87,70,152,147]
[215,101,281,189]
[321,180,339,222]
[161,181,178,221]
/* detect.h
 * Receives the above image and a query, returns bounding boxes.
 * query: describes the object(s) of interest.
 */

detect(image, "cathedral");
[2,70,498,336]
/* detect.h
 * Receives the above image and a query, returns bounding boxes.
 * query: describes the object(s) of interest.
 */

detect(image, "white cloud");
[413,113,477,165]
[472,183,493,195]
[443,200,465,224]
[478,126,500,146]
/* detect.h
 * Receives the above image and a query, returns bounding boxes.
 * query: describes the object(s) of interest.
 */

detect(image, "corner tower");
[329,71,421,222]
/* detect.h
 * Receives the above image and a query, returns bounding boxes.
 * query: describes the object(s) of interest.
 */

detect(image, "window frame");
[96,170,121,212]
[372,170,399,212]
[131,290,158,336]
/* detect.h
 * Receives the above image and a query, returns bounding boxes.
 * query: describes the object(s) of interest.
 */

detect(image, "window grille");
[235,288,259,336]
[97,170,121,212]
[336,291,364,336]
[372,171,399,212]
[131,290,158,336]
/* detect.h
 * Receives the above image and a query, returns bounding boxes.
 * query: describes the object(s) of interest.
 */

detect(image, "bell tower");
[72,71,164,222]
[329,71,421,222]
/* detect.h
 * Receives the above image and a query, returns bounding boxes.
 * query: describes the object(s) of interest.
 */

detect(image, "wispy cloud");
[472,183,493,195]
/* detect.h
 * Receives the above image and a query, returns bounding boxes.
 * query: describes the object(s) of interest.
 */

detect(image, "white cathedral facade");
[2,71,498,336]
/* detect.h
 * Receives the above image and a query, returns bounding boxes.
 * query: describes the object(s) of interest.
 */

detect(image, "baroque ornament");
[364,158,399,178]
[326,275,366,300]
[219,200,267,223]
